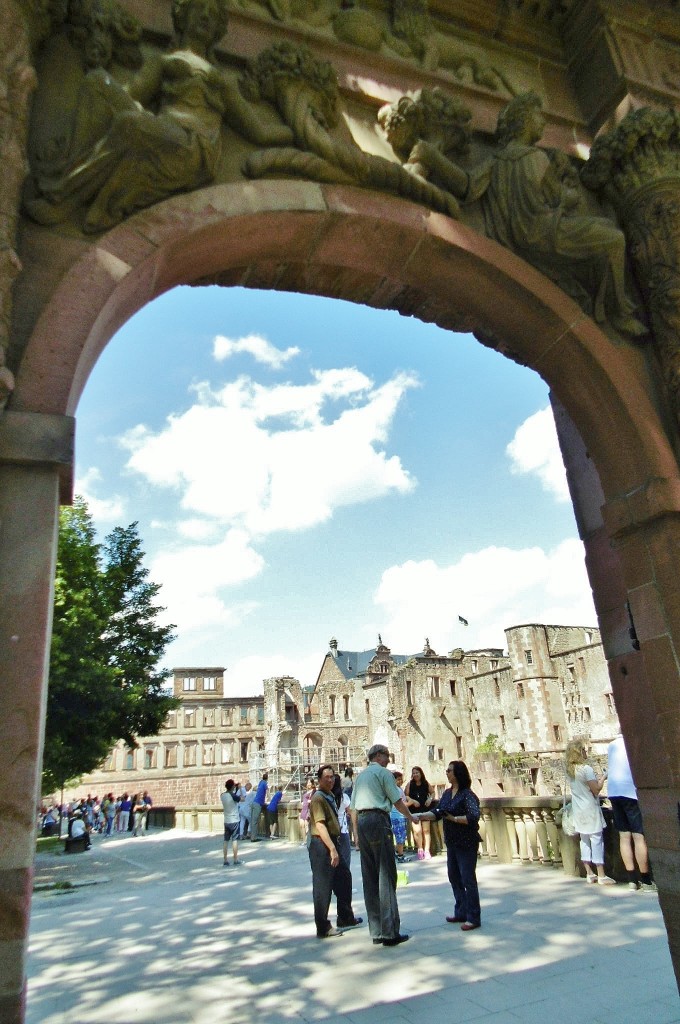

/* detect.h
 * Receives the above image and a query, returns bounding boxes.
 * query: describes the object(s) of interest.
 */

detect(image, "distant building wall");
[55,626,619,804]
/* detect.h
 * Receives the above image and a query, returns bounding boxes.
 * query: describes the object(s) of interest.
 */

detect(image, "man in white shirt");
[607,735,656,892]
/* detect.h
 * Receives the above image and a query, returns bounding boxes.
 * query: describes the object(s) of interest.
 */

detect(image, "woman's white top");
[570,764,606,835]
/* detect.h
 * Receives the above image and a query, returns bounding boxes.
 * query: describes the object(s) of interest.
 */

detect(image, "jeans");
[308,836,354,935]
[446,843,481,926]
[357,811,400,940]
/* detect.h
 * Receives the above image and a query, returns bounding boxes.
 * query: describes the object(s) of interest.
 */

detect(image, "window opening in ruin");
[500,714,506,732]
[517,683,525,698]
[185,710,195,727]
[471,660,478,673]
[427,676,440,698]
[427,745,435,760]
[406,681,413,705]
[204,709,214,726]
[455,736,463,758]
[240,741,249,762]
[525,650,533,665]
[553,725,562,742]
[494,678,501,699]
[343,694,350,719]
[222,709,232,726]
[449,679,456,697]
[257,707,264,724]
[240,707,248,723]
[165,745,177,768]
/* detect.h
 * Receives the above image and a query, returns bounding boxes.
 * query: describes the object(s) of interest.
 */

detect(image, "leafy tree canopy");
[43,497,178,791]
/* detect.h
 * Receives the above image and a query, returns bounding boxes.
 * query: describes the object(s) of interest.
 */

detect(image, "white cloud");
[75,467,126,523]
[149,530,264,635]
[213,333,300,368]
[121,367,418,536]
[373,538,596,655]
[506,407,569,502]
[119,365,418,656]
[223,650,323,696]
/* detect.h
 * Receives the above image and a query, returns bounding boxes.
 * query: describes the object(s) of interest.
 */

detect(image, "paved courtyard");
[29,829,680,1024]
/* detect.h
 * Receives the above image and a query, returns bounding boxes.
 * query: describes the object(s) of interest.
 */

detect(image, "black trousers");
[308,836,354,935]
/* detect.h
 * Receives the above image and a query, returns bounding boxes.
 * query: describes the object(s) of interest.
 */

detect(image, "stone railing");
[172,796,625,879]
[477,796,576,875]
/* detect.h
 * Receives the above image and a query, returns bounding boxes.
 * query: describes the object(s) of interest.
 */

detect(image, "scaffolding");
[248,744,366,800]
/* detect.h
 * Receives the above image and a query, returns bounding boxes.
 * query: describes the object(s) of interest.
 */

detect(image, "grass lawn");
[36,835,62,855]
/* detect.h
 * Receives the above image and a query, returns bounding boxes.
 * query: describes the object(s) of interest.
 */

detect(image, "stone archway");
[2,181,680,1019]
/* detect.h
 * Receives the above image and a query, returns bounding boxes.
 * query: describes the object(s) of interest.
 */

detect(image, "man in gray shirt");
[350,744,416,946]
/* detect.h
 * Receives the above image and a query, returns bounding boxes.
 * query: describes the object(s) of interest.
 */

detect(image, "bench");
[64,834,89,854]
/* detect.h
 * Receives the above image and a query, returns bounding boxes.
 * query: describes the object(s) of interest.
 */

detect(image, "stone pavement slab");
[28,829,680,1024]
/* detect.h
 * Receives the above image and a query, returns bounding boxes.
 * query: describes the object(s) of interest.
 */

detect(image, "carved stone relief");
[20,3,650,348]
[0,0,50,410]
[381,90,645,338]
[24,0,294,233]
[583,107,680,425]
[241,42,461,217]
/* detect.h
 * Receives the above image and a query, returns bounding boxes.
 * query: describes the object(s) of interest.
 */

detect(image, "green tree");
[43,498,177,791]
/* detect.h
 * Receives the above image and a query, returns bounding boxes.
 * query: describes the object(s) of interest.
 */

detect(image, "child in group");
[390,770,415,862]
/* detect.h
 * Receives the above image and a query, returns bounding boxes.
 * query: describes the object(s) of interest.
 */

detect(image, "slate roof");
[330,648,413,679]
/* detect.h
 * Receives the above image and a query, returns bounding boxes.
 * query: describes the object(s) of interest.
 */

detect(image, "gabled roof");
[330,648,412,680]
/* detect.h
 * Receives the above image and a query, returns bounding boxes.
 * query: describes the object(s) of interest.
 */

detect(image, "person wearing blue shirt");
[266,786,284,838]
[250,772,268,842]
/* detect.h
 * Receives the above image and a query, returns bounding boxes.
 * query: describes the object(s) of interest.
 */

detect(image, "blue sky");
[75,285,596,695]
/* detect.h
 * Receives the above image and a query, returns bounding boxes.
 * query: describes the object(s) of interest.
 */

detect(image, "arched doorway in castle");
[4,183,680,997]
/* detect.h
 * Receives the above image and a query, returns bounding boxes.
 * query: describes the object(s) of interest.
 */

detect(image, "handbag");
[560,800,576,837]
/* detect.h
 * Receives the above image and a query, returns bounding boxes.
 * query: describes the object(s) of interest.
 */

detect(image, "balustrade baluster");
[503,809,520,863]
[523,810,539,862]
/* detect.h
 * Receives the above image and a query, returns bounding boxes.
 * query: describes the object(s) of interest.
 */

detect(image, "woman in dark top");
[417,761,482,930]
[405,766,435,860]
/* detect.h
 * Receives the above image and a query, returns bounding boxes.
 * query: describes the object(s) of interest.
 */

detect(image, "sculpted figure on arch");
[383,90,646,337]
[25,0,294,233]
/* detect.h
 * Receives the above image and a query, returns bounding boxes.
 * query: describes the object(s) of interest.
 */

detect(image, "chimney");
[329,637,338,658]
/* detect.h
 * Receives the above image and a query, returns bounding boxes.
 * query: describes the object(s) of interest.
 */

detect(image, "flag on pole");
[458,615,469,627]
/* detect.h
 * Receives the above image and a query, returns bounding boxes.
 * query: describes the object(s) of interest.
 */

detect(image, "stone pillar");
[583,108,680,431]
[0,411,73,1023]
[552,394,680,987]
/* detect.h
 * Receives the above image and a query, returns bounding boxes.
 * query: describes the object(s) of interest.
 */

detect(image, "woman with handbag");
[565,739,614,885]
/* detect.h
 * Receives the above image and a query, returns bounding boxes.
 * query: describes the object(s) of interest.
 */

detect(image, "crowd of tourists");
[39,791,153,840]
